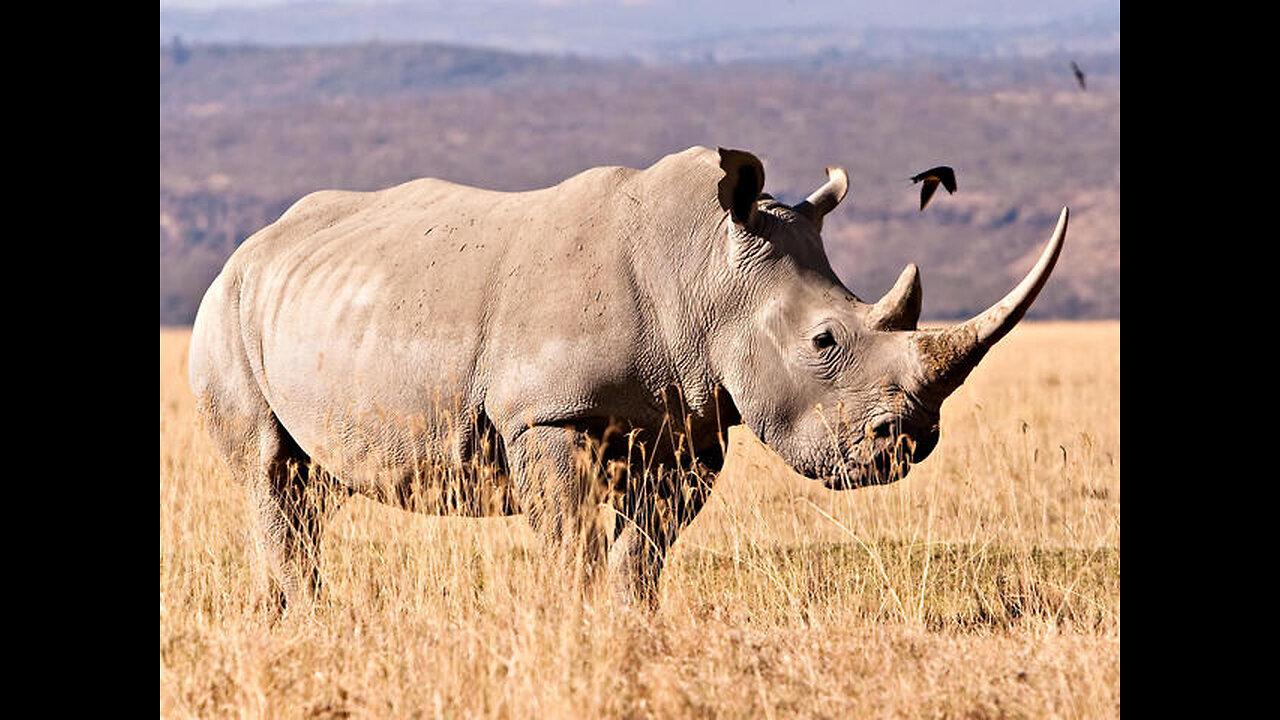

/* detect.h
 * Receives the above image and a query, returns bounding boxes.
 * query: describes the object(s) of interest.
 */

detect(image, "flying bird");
[1071,61,1087,90]
[910,166,957,211]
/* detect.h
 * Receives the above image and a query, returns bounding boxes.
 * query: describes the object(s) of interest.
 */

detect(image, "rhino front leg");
[606,520,662,609]
[506,425,610,594]
[607,465,716,610]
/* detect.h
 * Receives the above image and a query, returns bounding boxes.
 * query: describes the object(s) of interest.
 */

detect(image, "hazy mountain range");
[159,2,1120,325]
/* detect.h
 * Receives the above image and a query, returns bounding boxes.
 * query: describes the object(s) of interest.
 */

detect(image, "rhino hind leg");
[197,393,344,615]
[190,297,343,615]
[246,423,345,615]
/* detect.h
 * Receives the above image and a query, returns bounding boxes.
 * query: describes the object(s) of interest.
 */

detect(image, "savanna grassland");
[159,321,1119,718]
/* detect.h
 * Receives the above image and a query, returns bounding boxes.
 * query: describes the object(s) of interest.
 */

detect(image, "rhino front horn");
[794,167,849,231]
[916,207,1068,389]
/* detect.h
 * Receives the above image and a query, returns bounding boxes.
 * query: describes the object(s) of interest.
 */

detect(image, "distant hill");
[160,41,1119,325]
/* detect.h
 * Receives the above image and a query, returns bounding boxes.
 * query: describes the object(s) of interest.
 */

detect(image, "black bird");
[909,166,957,211]
[1071,61,1087,90]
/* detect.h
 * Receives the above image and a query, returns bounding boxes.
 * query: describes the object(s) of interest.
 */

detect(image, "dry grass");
[160,321,1119,718]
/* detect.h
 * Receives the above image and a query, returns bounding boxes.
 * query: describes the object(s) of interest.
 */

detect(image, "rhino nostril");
[910,426,940,461]
[861,420,938,464]
[867,421,896,439]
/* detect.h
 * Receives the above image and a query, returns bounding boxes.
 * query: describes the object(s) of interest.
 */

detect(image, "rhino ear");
[717,148,766,228]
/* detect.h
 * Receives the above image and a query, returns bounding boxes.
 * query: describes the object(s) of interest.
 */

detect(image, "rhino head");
[709,148,1066,489]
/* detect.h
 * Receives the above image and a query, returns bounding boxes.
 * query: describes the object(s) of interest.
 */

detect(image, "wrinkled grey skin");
[189,146,1067,612]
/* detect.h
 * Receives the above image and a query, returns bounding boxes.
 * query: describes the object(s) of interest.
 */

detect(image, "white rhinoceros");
[189,146,1066,611]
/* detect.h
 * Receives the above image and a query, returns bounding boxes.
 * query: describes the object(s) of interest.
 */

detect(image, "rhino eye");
[812,330,837,351]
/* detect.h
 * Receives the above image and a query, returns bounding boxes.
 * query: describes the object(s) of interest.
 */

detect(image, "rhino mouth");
[820,448,912,489]
[816,428,928,489]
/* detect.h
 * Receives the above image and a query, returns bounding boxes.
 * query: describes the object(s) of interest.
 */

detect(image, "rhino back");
[223,164,665,481]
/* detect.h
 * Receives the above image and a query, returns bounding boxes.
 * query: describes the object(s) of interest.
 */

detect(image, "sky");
[159,0,1119,30]
[160,0,1119,59]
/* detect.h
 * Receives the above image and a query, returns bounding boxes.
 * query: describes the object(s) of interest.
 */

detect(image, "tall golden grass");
[160,321,1119,718]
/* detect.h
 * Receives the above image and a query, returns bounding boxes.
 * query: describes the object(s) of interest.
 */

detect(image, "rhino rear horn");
[717,148,766,227]
[793,167,849,231]
[866,263,922,331]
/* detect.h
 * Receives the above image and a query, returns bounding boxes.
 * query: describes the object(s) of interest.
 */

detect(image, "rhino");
[188,146,1066,612]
